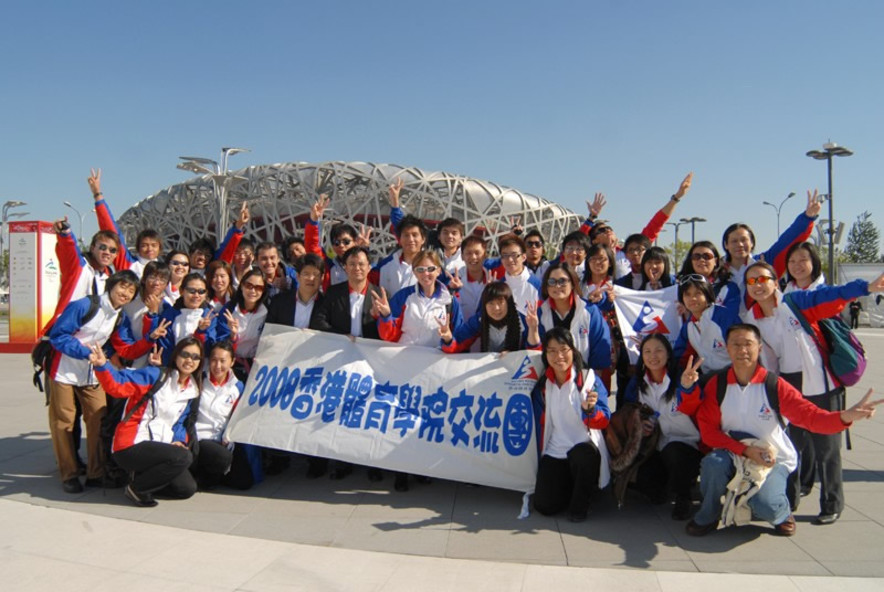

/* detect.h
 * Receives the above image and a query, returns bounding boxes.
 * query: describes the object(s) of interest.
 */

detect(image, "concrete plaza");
[2,330,884,591]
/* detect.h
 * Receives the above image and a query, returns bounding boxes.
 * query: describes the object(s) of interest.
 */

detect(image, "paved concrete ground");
[2,330,884,590]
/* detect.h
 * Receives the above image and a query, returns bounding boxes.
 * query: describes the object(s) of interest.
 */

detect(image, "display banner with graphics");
[225,324,543,492]
[612,285,683,365]
[9,221,59,342]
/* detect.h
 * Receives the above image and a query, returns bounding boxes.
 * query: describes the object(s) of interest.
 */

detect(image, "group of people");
[42,168,882,537]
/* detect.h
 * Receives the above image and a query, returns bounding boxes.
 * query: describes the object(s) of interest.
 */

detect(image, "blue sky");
[2,1,881,253]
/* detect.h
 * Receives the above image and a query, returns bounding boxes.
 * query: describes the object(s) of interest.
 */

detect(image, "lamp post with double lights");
[806,142,853,284]
[177,147,250,245]
[679,216,707,244]
[666,220,688,269]
[63,201,88,244]
[762,192,796,236]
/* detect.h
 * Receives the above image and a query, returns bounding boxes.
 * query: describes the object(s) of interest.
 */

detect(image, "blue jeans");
[694,449,792,527]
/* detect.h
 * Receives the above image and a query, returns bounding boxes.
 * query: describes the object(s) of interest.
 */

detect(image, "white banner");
[612,285,683,365]
[225,324,543,492]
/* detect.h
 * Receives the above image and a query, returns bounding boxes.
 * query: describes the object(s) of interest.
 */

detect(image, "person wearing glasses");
[483,234,542,316]
[153,273,214,365]
[524,229,550,283]
[210,268,270,381]
[678,241,740,316]
[122,261,173,369]
[88,338,204,507]
[163,250,191,306]
[742,261,884,526]
[559,231,592,280]
[205,260,236,312]
[673,275,741,374]
[615,234,653,290]
[721,190,821,312]
[531,327,611,523]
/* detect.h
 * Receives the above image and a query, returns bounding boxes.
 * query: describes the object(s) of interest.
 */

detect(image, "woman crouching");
[531,327,611,522]
[89,338,203,507]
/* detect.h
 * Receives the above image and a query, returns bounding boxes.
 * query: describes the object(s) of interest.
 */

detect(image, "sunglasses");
[546,277,570,288]
[526,240,543,248]
[170,260,189,267]
[184,287,208,295]
[242,281,266,292]
[678,273,707,286]
[745,275,775,286]
[96,244,118,254]
[691,252,715,261]
[333,238,353,247]
[414,265,438,274]
[178,352,201,361]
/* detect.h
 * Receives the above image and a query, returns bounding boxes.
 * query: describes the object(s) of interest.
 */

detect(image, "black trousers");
[113,441,197,498]
[533,441,601,516]
[635,441,702,499]
[788,388,845,515]
[191,440,256,490]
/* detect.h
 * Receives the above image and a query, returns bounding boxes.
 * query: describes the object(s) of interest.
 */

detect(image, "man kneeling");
[678,324,880,537]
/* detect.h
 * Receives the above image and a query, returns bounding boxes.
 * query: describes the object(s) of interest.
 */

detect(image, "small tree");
[843,211,880,263]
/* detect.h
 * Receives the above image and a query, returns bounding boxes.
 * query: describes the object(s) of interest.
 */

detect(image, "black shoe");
[394,473,409,492]
[367,468,383,482]
[567,510,588,523]
[814,512,840,525]
[75,456,87,476]
[125,485,158,508]
[329,465,353,480]
[800,486,813,498]
[62,478,83,494]
[685,519,717,537]
[84,477,103,488]
[672,496,692,521]
[263,456,290,476]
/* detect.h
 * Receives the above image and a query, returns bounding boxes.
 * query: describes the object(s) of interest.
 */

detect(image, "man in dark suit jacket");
[265,254,325,328]
[311,246,379,340]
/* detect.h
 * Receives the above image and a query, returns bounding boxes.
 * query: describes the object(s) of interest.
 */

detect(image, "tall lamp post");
[666,220,687,268]
[762,192,796,236]
[178,147,250,244]
[679,216,707,244]
[806,142,853,284]
[63,201,88,242]
[2,200,28,289]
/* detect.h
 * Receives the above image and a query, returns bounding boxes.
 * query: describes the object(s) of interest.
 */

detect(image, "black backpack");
[712,367,784,429]
[31,295,121,400]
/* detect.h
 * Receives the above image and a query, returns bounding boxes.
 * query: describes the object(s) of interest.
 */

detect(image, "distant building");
[117,161,583,257]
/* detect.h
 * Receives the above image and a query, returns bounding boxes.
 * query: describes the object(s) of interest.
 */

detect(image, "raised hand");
[674,172,693,200]
[388,178,403,208]
[587,192,606,218]
[436,313,452,343]
[144,292,164,315]
[581,389,598,411]
[235,201,251,229]
[510,215,523,235]
[445,268,463,291]
[525,300,539,331]
[680,355,704,389]
[149,318,172,340]
[53,216,71,235]
[88,168,102,197]
[371,287,391,317]
[356,223,372,247]
[806,189,823,218]
[88,343,107,367]
[223,309,240,340]
[841,388,884,423]
[197,311,217,332]
[309,194,330,222]
[868,272,884,293]
[148,345,164,367]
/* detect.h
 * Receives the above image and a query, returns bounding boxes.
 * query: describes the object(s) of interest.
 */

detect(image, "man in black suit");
[311,246,379,340]
[265,254,325,328]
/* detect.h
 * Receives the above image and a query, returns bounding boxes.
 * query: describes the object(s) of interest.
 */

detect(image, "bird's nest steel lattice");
[117,161,583,257]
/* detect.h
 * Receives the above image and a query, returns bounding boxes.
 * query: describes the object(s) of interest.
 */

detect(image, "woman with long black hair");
[440,281,539,353]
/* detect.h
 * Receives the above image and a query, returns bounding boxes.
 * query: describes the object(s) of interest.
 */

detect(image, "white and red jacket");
[195,371,244,442]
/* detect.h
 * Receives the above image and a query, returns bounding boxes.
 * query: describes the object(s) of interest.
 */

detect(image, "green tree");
[843,211,880,263]
[663,239,694,270]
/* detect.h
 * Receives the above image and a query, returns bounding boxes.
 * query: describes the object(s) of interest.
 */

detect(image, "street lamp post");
[2,200,28,289]
[63,201,88,242]
[679,216,707,244]
[666,220,687,268]
[761,192,796,236]
[806,142,853,284]
[177,147,250,244]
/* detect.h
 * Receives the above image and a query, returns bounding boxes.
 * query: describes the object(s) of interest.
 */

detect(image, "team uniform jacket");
[673,304,742,374]
[538,295,612,371]
[195,371,244,442]
[47,231,114,330]
[474,266,543,316]
[531,366,611,487]
[743,279,869,397]
[152,307,212,365]
[782,275,826,294]
[93,364,199,452]
[371,250,418,299]
[680,366,850,472]
[725,211,816,311]
[580,207,670,280]
[211,302,269,359]
[378,282,463,347]
[49,293,155,386]
[455,267,487,321]
[623,373,700,451]
[441,309,540,353]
